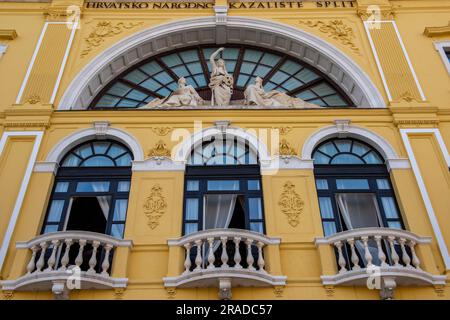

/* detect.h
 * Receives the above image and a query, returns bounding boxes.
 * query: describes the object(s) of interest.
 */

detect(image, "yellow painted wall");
[0,0,449,300]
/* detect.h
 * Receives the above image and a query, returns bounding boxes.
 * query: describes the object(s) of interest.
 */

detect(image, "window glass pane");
[93,142,110,154]
[247,180,260,191]
[387,221,402,229]
[207,180,240,191]
[315,179,328,190]
[250,222,264,233]
[318,142,338,156]
[331,154,364,164]
[118,181,130,192]
[334,140,352,152]
[185,223,198,235]
[55,182,69,193]
[313,152,331,164]
[81,156,115,167]
[107,144,127,158]
[186,180,199,191]
[44,225,58,234]
[47,200,65,222]
[115,153,132,166]
[62,155,81,167]
[363,151,383,164]
[381,197,399,219]
[376,179,390,190]
[76,144,93,158]
[318,197,334,219]
[111,224,125,238]
[323,222,337,236]
[185,199,199,220]
[352,142,370,156]
[336,179,369,190]
[249,198,263,219]
[113,199,128,221]
[76,181,110,192]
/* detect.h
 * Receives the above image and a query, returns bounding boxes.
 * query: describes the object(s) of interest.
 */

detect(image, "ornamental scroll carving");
[81,21,143,57]
[143,184,167,229]
[278,181,304,227]
[299,20,359,54]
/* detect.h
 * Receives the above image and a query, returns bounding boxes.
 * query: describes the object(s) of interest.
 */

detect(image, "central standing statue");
[209,47,233,106]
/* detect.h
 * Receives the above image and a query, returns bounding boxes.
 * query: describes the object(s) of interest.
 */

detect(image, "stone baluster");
[45,239,60,271]
[347,238,360,270]
[334,241,347,273]
[375,235,388,267]
[233,237,242,269]
[399,238,411,268]
[26,245,39,274]
[207,237,215,269]
[388,236,400,266]
[220,237,229,268]
[87,241,100,274]
[194,239,203,271]
[245,239,255,271]
[35,242,49,272]
[361,236,373,266]
[408,241,421,269]
[59,239,73,271]
[257,241,266,273]
[75,239,87,268]
[101,244,113,276]
[183,243,192,274]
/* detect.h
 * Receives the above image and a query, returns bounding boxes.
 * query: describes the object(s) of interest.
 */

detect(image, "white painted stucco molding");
[58,16,386,110]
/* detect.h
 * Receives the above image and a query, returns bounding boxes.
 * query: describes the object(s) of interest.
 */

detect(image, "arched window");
[183,135,264,235]
[90,45,354,109]
[41,140,133,239]
[313,138,404,237]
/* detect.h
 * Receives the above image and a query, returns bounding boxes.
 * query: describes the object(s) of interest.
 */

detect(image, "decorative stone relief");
[114,288,125,299]
[166,287,177,299]
[278,181,304,227]
[434,285,445,297]
[148,140,171,158]
[299,20,360,54]
[273,285,284,298]
[81,21,143,57]
[2,290,14,300]
[278,126,293,136]
[26,94,41,105]
[324,285,335,297]
[151,127,172,136]
[143,184,167,229]
[278,139,297,157]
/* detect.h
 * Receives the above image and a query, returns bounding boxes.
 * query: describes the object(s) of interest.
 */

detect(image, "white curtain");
[336,193,382,266]
[91,182,111,220]
[204,194,237,255]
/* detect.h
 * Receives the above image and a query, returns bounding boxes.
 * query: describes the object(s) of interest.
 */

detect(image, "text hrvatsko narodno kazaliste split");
[84,1,355,10]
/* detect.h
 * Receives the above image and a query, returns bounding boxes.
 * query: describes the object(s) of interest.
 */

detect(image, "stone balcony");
[0,231,133,299]
[315,227,446,299]
[163,228,287,299]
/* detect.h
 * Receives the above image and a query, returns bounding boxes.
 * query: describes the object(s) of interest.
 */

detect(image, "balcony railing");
[1,231,133,299]
[315,227,446,299]
[164,228,286,299]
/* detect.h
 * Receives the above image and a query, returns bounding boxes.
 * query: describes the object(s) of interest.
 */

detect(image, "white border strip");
[0,131,43,272]
[392,22,426,101]
[434,41,450,76]
[400,128,450,270]
[363,21,392,101]
[364,21,426,101]
[50,22,78,104]
[16,22,76,104]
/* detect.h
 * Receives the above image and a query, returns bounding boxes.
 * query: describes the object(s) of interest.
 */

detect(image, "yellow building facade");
[0,0,449,300]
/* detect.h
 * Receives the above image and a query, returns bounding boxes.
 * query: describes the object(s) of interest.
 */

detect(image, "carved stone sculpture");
[244,77,320,108]
[143,77,203,108]
[209,47,233,106]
